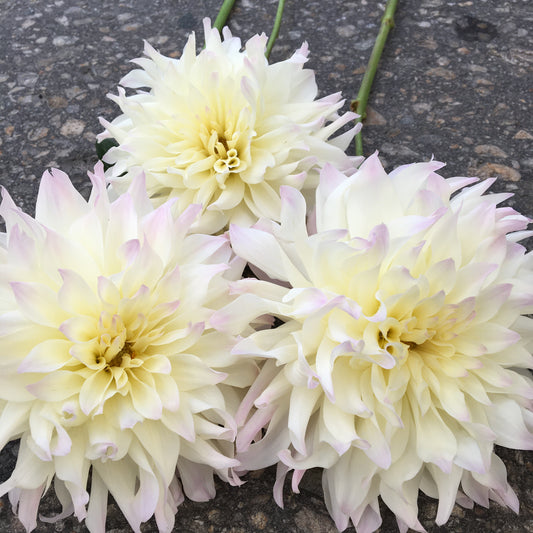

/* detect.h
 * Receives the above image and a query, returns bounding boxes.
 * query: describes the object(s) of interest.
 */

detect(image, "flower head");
[99,19,359,234]
[214,154,533,532]
[0,164,256,532]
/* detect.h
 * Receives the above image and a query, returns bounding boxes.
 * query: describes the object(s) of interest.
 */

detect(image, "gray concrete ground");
[0,0,532,531]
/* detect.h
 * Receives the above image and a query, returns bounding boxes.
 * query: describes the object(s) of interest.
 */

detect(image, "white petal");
[18,339,72,373]
[177,458,216,502]
[85,469,108,533]
[35,168,88,230]
[288,386,321,455]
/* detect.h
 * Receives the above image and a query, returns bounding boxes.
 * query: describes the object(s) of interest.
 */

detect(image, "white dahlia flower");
[212,154,533,532]
[0,163,256,532]
[99,19,360,234]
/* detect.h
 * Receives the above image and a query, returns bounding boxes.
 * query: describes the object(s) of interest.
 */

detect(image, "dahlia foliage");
[0,164,256,532]
[99,19,360,234]
[212,154,533,532]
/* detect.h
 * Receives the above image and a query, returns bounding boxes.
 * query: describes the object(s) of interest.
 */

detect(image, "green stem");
[265,0,286,59]
[351,0,398,156]
[213,0,237,32]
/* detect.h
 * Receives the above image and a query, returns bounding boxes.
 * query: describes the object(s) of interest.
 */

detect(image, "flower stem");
[265,0,286,59]
[351,0,398,156]
[213,0,237,32]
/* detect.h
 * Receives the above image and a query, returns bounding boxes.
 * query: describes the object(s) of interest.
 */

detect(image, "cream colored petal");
[18,339,73,373]
[79,370,114,415]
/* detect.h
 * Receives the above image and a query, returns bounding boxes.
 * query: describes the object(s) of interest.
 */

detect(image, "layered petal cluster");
[99,19,360,234]
[213,154,533,532]
[0,164,256,532]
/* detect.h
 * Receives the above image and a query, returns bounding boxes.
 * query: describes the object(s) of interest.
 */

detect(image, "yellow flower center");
[107,341,136,367]
[325,303,438,371]
[375,316,432,363]
[196,103,251,190]
[206,129,243,182]
[94,311,144,373]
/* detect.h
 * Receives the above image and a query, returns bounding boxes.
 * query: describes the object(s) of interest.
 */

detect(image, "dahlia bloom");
[212,154,533,532]
[0,164,256,532]
[99,19,360,234]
